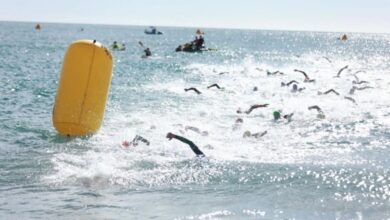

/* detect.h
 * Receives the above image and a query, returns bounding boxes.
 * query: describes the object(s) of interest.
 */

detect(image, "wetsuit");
[172,134,205,157]
[144,48,152,57]
[131,135,150,146]
[194,36,204,51]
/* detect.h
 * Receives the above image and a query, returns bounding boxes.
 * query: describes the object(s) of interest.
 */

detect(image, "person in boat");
[193,29,205,51]
[339,34,348,41]
[175,29,205,52]
[150,26,157,34]
[35,24,41,30]
[144,48,152,57]
[194,35,204,51]
[112,41,119,49]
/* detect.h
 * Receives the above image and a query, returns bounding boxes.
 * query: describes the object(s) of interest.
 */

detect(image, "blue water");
[0,21,390,219]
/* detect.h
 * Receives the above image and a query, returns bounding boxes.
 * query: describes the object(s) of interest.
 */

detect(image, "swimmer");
[352,74,369,85]
[281,80,299,87]
[233,118,244,130]
[273,111,281,120]
[354,70,366,75]
[291,84,305,93]
[317,89,340,96]
[184,87,202,95]
[243,130,267,139]
[308,105,325,119]
[166,132,205,157]
[122,135,150,148]
[272,110,294,122]
[267,70,284,76]
[335,65,349,77]
[185,126,209,136]
[349,86,357,95]
[344,96,357,105]
[273,111,293,122]
[283,113,294,122]
[218,72,229,75]
[294,69,315,83]
[253,86,258,91]
[237,104,269,114]
[349,86,373,95]
[355,86,374,90]
[322,56,332,63]
[207,83,221,89]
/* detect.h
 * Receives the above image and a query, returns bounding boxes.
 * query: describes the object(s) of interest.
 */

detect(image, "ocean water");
[0,21,389,219]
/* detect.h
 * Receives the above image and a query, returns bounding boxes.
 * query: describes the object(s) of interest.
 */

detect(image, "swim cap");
[122,140,130,148]
[243,131,251,138]
[235,118,243,123]
[273,111,281,120]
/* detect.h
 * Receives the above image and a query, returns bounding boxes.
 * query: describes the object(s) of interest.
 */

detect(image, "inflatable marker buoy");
[53,40,113,136]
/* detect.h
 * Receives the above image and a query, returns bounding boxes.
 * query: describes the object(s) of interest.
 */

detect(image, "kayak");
[111,44,126,51]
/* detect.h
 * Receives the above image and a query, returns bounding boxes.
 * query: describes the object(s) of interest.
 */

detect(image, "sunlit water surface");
[0,22,389,219]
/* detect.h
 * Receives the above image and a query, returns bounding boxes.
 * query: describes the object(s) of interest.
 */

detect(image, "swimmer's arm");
[184,87,202,95]
[324,89,340,95]
[336,65,348,77]
[207,83,221,89]
[245,104,269,114]
[294,69,309,79]
[287,80,299,86]
[166,133,205,156]
[308,105,321,112]
[135,135,150,146]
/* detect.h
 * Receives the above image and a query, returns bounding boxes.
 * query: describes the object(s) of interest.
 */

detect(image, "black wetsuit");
[172,134,205,157]
[144,48,152,57]
[194,36,204,51]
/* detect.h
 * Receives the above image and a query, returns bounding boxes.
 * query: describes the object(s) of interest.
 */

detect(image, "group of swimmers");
[121,62,373,158]
[116,29,363,158]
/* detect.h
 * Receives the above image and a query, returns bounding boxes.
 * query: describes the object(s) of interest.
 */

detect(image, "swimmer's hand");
[166,132,175,140]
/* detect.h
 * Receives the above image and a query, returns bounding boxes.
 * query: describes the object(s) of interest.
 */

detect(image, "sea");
[0,21,389,219]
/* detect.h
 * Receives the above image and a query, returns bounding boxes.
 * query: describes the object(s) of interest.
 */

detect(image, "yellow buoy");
[53,40,113,136]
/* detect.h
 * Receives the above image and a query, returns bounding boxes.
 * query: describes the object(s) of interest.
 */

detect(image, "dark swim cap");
[273,111,281,120]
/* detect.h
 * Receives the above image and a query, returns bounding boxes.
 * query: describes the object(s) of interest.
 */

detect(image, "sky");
[0,0,389,33]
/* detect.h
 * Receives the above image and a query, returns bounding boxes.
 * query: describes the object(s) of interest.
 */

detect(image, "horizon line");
[1,19,389,35]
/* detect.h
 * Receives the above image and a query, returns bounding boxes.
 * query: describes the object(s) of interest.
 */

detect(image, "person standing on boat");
[193,29,205,51]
